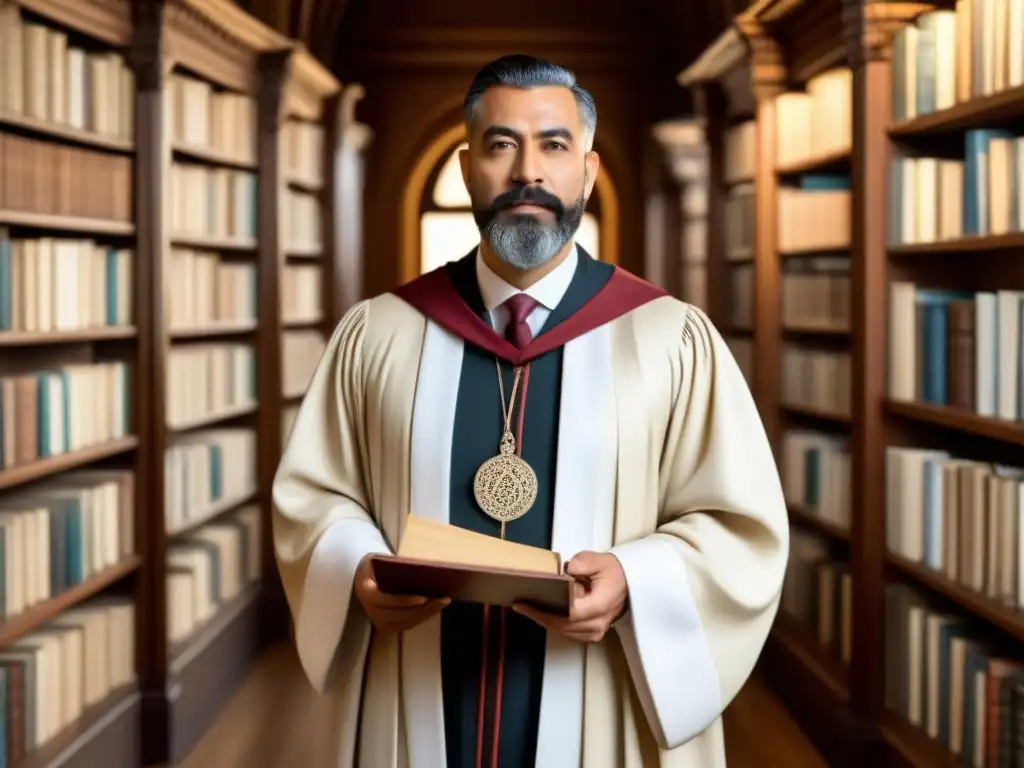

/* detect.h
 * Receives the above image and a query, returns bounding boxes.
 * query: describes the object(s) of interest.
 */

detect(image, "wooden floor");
[178,642,828,767]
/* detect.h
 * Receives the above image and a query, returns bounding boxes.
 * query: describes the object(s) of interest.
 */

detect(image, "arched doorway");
[400,124,620,282]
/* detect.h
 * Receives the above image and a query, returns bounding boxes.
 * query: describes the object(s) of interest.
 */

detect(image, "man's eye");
[490,141,514,150]
[545,141,568,151]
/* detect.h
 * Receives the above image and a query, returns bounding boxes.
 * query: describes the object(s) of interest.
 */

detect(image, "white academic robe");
[271,289,790,767]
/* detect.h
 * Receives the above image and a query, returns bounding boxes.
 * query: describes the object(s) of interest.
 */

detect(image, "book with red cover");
[370,516,574,616]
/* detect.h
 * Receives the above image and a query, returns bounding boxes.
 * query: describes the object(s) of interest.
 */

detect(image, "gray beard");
[479,191,586,270]
[483,215,568,270]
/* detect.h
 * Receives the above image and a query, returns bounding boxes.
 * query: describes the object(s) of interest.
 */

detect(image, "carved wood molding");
[679,25,750,87]
[338,85,372,152]
[163,0,292,92]
[283,45,340,122]
[14,0,131,45]
[841,0,930,64]
[735,14,786,101]
[652,120,709,187]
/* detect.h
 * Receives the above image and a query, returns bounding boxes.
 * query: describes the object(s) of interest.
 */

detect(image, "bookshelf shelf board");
[169,233,258,251]
[775,148,851,176]
[779,247,850,260]
[0,211,135,236]
[284,246,322,259]
[171,143,257,171]
[0,436,139,492]
[771,612,849,700]
[0,556,142,648]
[726,253,755,265]
[282,317,323,330]
[782,323,850,337]
[170,320,258,339]
[170,582,261,675]
[888,83,1024,138]
[884,400,1024,445]
[0,112,134,153]
[781,405,852,426]
[788,506,850,543]
[888,231,1024,255]
[286,176,323,193]
[166,583,263,763]
[23,684,140,768]
[167,401,259,433]
[725,175,754,186]
[887,553,1024,643]
[882,710,960,768]
[0,326,137,346]
[167,487,258,538]
[726,325,755,336]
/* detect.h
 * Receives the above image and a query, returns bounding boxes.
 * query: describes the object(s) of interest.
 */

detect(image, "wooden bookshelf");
[677,25,758,394]
[683,0,1024,766]
[1,0,363,762]
[275,45,340,476]
[0,0,147,763]
[129,0,293,763]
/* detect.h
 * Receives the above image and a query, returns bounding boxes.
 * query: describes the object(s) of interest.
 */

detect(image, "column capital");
[735,16,786,101]
[652,120,708,186]
[842,0,931,65]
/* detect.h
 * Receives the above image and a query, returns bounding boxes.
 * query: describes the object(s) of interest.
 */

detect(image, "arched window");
[419,142,601,275]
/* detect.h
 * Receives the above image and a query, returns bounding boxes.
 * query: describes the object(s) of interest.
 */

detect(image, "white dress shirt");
[475,245,579,339]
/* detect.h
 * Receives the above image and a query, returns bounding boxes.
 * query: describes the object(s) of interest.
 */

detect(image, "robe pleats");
[441,253,614,767]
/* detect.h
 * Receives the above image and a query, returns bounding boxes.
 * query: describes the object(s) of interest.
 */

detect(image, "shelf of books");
[723,119,756,388]
[278,47,339,453]
[683,0,1024,764]
[0,0,144,764]
[142,0,289,762]
[882,0,1024,766]
[678,27,758,394]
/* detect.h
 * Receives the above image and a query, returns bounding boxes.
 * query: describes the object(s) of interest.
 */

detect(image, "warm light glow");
[577,213,599,259]
[433,143,470,208]
[420,212,481,273]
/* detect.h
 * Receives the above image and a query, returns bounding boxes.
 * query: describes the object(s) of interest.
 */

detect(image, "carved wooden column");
[841,0,929,752]
[329,84,373,315]
[652,119,708,305]
[129,2,170,759]
[736,16,786,454]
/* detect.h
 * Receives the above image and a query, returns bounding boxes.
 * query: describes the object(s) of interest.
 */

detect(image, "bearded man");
[272,54,789,768]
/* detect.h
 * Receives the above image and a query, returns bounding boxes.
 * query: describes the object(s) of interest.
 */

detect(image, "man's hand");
[353,555,450,634]
[513,551,628,643]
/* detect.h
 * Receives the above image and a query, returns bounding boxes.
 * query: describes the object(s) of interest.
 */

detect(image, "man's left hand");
[513,551,628,643]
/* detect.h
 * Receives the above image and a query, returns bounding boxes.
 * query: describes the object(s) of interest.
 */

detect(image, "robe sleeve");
[272,301,392,694]
[609,304,789,749]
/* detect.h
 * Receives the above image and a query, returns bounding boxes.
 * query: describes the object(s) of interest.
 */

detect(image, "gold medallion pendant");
[475,361,538,538]
[474,431,539,525]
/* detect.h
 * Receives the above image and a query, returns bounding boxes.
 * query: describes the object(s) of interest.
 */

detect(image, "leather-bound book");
[370,516,574,616]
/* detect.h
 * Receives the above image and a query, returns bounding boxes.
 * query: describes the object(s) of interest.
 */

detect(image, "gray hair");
[463,54,597,151]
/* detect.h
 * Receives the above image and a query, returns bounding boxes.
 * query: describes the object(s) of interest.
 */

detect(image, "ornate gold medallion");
[473,431,538,525]
[475,361,538,537]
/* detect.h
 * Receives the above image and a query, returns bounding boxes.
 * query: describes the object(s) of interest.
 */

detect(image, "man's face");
[460,86,600,270]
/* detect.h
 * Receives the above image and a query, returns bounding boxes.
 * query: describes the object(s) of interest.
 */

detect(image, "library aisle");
[179,644,829,768]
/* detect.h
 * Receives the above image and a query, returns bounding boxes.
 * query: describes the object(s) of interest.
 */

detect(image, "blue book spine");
[0,234,11,331]
[963,130,986,235]
[105,248,118,326]
[799,174,851,191]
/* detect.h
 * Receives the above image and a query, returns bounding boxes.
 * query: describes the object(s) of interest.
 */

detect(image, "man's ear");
[459,146,470,190]
[584,150,600,199]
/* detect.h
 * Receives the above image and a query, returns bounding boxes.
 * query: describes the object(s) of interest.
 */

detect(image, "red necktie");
[503,294,538,350]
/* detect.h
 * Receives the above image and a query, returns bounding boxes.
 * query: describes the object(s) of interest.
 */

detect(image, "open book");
[369,515,574,615]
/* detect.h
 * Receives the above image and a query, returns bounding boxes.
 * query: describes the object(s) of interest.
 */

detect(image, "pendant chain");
[495,359,522,436]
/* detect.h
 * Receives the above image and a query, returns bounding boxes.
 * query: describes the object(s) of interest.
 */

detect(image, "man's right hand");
[353,555,450,634]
